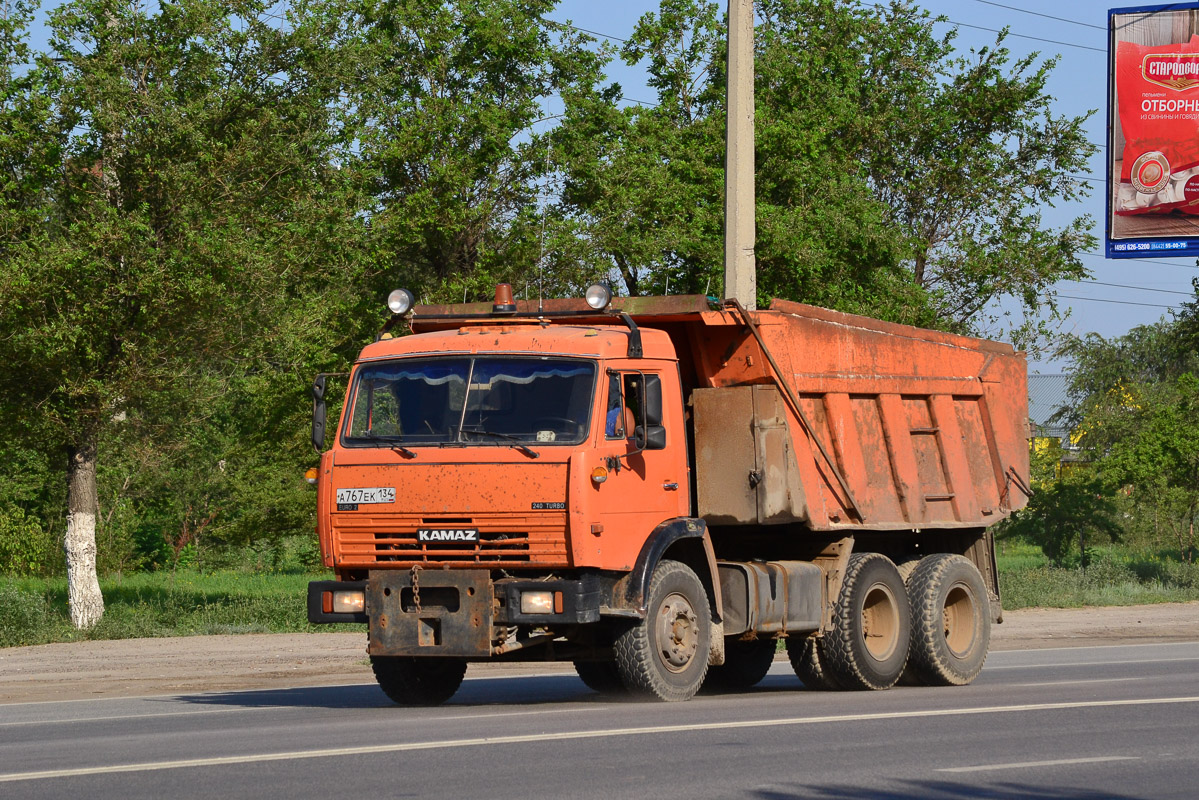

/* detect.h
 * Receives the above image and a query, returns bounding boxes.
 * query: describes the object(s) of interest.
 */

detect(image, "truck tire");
[821,552,911,691]
[574,660,627,695]
[614,559,711,701]
[785,634,843,691]
[894,556,922,685]
[705,636,777,690]
[370,656,466,706]
[905,554,990,686]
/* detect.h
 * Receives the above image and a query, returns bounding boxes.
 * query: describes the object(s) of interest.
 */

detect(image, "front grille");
[332,512,569,567]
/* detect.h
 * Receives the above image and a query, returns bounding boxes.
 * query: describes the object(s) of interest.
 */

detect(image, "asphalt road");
[2,642,1197,800]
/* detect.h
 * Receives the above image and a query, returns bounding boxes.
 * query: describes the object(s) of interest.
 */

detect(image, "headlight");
[387,288,415,315]
[520,590,555,614]
[332,590,365,614]
[584,283,612,310]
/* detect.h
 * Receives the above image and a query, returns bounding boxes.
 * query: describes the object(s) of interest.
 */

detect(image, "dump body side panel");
[688,300,1029,532]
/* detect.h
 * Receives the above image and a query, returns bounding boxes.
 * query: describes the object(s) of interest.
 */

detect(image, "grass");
[996,541,1199,610]
[3,542,1198,647]
[0,569,358,648]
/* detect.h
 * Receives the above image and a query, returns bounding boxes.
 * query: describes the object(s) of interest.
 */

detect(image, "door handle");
[663,482,679,491]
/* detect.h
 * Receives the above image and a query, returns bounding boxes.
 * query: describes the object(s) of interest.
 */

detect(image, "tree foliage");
[1052,284,1199,563]
[554,0,1095,342]
[1000,474,1122,567]
[0,0,1102,586]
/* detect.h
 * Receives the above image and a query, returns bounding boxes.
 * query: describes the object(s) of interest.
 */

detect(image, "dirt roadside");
[2,602,1197,705]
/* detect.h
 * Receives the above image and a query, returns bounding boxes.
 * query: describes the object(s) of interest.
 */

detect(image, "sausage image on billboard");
[1115,36,1199,215]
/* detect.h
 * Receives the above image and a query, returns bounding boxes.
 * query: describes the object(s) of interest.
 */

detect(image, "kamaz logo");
[417,528,479,543]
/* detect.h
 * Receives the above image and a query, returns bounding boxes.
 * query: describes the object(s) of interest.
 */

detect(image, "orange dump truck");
[306,285,1030,703]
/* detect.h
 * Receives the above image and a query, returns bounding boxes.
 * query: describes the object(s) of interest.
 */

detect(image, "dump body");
[685,299,1031,533]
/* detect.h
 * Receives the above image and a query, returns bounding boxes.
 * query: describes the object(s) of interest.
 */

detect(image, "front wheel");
[821,552,911,690]
[370,656,466,706]
[614,559,711,702]
[905,554,990,686]
[574,660,627,695]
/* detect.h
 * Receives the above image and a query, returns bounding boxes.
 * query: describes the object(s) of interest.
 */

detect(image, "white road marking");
[938,756,1142,773]
[994,641,1199,655]
[2,695,1197,783]
[421,707,600,723]
[0,706,296,728]
[988,655,1199,670]
[0,702,596,729]
[1014,677,1157,688]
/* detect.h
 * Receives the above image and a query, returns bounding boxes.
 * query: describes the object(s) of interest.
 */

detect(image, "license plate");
[336,487,396,505]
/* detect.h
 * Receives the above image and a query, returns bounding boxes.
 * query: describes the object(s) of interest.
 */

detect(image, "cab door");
[589,363,690,569]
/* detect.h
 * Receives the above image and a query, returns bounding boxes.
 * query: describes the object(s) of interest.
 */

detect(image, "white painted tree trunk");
[65,442,104,629]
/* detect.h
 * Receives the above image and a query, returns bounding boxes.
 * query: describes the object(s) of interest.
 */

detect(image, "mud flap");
[708,620,726,666]
[367,569,493,658]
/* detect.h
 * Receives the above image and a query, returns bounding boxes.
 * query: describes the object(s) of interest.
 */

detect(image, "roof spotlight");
[585,283,612,311]
[387,288,415,315]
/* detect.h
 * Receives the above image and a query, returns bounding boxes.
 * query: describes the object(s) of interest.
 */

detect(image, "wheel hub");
[942,582,978,657]
[656,592,700,672]
[861,581,899,661]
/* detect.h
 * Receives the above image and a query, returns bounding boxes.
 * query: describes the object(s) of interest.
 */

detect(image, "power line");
[1056,293,1175,309]
[544,18,628,44]
[944,19,1105,53]
[1082,252,1199,269]
[968,0,1106,32]
[868,3,1105,54]
[1067,279,1194,297]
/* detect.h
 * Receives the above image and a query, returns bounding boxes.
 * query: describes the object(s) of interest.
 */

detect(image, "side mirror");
[631,374,666,451]
[643,375,663,426]
[635,424,667,451]
[312,375,328,453]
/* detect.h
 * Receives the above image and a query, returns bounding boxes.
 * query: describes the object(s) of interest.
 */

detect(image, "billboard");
[1108,3,1199,257]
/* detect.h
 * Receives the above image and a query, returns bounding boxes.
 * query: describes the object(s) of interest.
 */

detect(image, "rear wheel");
[785,633,842,691]
[574,660,627,695]
[905,554,990,686]
[614,559,711,702]
[706,636,777,690]
[370,656,466,706]
[821,552,911,690]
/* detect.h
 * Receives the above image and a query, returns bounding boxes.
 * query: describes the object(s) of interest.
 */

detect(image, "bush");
[0,506,58,577]
[0,584,52,646]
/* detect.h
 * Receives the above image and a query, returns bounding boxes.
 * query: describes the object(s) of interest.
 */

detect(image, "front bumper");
[306,571,604,657]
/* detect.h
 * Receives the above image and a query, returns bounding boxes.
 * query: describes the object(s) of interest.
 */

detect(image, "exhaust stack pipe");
[724,0,756,310]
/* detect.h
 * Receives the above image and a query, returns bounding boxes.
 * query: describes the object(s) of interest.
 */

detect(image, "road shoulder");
[2,601,1197,704]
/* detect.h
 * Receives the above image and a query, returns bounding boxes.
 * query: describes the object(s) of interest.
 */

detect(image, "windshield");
[343,357,596,446]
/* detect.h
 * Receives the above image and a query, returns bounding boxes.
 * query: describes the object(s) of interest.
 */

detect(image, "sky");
[21,0,1186,372]
[546,0,1189,373]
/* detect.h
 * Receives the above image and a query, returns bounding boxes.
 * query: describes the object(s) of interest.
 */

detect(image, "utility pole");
[724,0,756,309]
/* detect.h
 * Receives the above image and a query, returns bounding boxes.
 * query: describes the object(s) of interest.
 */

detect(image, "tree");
[1091,374,1199,563]
[310,0,605,304]
[554,0,1094,343]
[1055,289,1199,562]
[0,0,358,625]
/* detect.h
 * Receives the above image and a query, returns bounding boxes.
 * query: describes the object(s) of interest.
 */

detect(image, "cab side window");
[604,374,624,438]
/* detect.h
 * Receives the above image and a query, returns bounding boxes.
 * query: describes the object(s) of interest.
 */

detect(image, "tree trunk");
[65,438,105,628]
